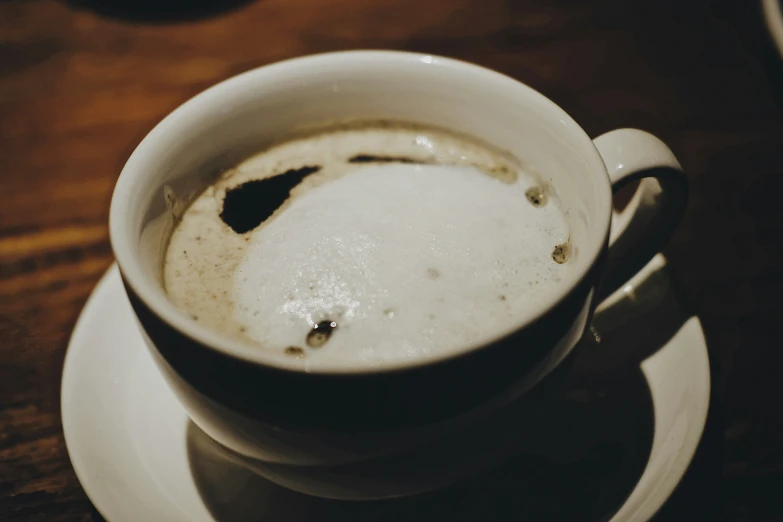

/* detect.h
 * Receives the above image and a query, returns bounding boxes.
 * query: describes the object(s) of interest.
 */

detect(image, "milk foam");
[164,124,571,367]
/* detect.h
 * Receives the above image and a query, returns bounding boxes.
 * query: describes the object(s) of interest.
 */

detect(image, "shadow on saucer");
[65,0,255,23]
[186,262,690,521]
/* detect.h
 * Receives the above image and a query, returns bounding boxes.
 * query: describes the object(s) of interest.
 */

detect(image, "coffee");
[164,123,572,367]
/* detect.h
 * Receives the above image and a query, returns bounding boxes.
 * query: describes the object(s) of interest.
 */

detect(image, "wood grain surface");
[1,0,781,520]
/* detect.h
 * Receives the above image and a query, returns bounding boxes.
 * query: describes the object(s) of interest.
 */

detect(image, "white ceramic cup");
[109,51,687,499]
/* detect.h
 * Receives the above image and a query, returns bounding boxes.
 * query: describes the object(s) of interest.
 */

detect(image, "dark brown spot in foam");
[348,154,428,164]
[426,267,440,279]
[220,165,321,234]
[285,346,306,358]
[306,320,337,348]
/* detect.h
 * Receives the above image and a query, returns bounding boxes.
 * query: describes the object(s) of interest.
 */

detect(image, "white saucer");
[62,254,710,522]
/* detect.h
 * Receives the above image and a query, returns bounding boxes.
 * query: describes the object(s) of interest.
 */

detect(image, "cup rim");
[109,50,612,375]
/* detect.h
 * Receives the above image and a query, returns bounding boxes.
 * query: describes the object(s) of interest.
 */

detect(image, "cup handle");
[592,128,688,303]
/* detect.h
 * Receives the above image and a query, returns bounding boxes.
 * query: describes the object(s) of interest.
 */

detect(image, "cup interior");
[109,51,612,372]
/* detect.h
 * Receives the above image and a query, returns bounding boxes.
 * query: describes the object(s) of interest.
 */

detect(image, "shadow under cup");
[110,52,615,471]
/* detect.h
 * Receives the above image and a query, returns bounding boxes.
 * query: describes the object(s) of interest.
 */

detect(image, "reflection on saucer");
[186,262,697,522]
[188,372,653,521]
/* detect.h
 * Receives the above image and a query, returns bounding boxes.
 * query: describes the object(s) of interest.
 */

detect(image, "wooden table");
[1,0,780,519]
